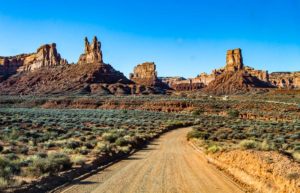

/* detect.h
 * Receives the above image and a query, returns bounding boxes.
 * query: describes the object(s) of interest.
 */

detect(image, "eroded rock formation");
[269,72,300,88]
[225,48,244,72]
[130,62,157,86]
[78,37,103,64]
[0,43,67,81]
[0,36,134,95]
[165,48,273,93]
[0,36,171,95]
[129,62,169,92]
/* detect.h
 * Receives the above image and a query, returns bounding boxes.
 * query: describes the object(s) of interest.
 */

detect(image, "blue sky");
[0,0,299,78]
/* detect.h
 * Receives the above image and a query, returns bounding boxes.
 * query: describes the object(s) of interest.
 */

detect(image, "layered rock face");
[225,48,244,72]
[130,62,158,86]
[203,49,274,94]
[129,62,169,93]
[269,72,300,88]
[163,48,272,93]
[0,43,67,80]
[161,77,205,91]
[78,37,103,64]
[0,36,170,95]
[0,36,134,95]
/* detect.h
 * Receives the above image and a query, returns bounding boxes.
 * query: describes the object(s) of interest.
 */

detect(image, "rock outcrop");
[203,70,271,95]
[269,72,300,88]
[130,62,157,86]
[0,36,171,95]
[204,48,273,94]
[78,37,103,64]
[0,43,67,81]
[0,36,134,95]
[161,77,205,91]
[129,62,169,93]
[225,48,244,72]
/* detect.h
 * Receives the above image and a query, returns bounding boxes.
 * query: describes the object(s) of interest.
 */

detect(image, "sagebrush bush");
[227,110,239,118]
[292,151,300,163]
[27,153,72,176]
[207,145,221,154]
[259,139,275,151]
[0,177,9,190]
[115,137,128,146]
[71,155,85,166]
[239,140,258,150]
[102,132,118,143]
[187,130,209,140]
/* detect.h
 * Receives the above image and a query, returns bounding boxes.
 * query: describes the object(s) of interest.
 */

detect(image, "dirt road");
[55,128,244,193]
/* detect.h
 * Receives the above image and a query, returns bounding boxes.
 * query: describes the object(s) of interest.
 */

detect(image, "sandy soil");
[55,127,244,193]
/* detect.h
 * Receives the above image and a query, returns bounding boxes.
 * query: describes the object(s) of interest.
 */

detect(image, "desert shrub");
[102,132,118,143]
[115,137,128,146]
[27,153,72,176]
[71,155,85,166]
[207,145,221,154]
[0,156,20,184]
[259,139,276,151]
[44,141,56,149]
[18,147,29,155]
[227,110,239,118]
[79,136,86,142]
[192,109,203,116]
[292,151,300,163]
[78,146,89,155]
[117,146,130,154]
[36,152,47,158]
[5,153,19,161]
[239,140,258,150]
[66,141,81,149]
[84,142,94,149]
[95,142,111,153]
[0,177,9,190]
[0,157,13,179]
[187,130,209,140]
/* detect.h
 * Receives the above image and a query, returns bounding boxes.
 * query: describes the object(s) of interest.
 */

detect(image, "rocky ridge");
[0,36,168,95]
[0,43,67,81]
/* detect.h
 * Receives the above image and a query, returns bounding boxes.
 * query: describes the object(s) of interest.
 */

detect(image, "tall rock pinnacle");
[225,48,244,72]
[78,36,103,64]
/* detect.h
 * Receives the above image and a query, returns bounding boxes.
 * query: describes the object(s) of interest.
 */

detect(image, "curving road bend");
[55,127,244,193]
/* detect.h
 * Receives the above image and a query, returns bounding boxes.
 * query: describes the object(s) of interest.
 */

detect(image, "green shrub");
[0,156,19,181]
[259,139,275,151]
[192,109,203,116]
[292,151,300,163]
[71,155,85,166]
[115,137,128,146]
[227,110,239,118]
[0,177,9,190]
[239,140,258,150]
[102,132,118,143]
[27,153,72,177]
[66,141,80,149]
[207,145,221,154]
[187,130,209,140]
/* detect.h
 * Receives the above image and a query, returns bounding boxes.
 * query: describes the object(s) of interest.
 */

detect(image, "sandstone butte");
[163,48,300,94]
[0,36,167,95]
[129,62,168,89]
[0,37,299,95]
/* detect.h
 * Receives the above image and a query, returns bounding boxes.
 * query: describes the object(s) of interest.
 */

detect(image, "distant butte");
[0,36,169,95]
[0,38,299,95]
[162,48,300,94]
